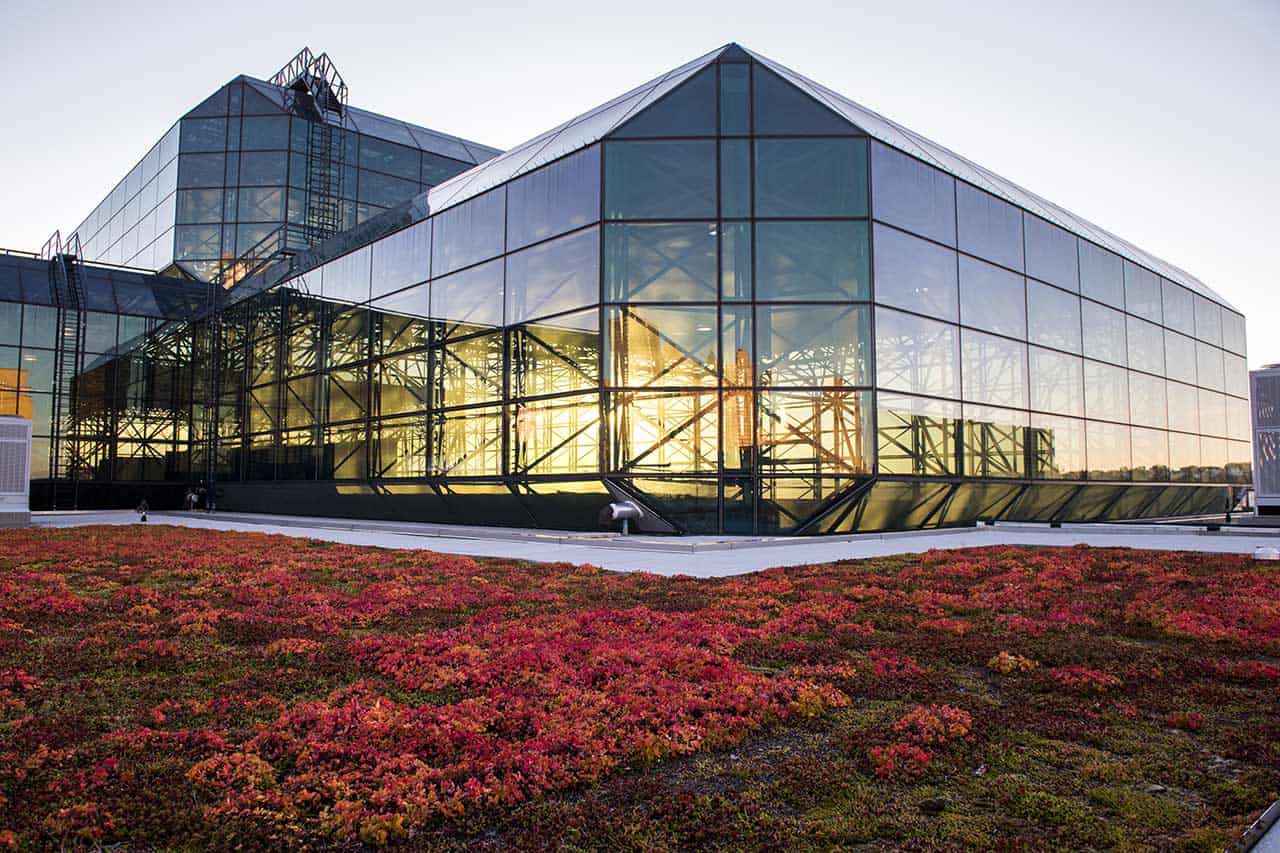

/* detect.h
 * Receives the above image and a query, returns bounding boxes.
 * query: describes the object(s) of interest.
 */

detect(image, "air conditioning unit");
[1252,366,1280,515]
[0,416,32,527]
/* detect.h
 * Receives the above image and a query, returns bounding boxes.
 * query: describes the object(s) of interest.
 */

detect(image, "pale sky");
[2,0,1276,365]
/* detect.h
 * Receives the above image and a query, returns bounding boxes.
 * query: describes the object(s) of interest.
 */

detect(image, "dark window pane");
[1024,215,1078,291]
[179,118,226,152]
[870,142,955,246]
[177,153,225,189]
[958,255,1024,338]
[505,226,599,324]
[872,224,958,321]
[174,225,220,259]
[752,65,854,135]
[238,151,287,186]
[358,170,418,207]
[1081,299,1126,366]
[956,183,1023,271]
[720,139,751,218]
[758,303,870,387]
[613,66,715,137]
[1122,261,1161,322]
[422,152,471,185]
[754,138,867,217]
[506,145,600,250]
[176,189,224,224]
[719,62,750,135]
[605,222,716,302]
[1161,279,1194,335]
[1078,241,1124,308]
[237,187,285,222]
[604,140,715,219]
[757,220,869,301]
[358,136,420,181]
[240,116,289,150]
[875,307,960,399]
[1027,281,1081,354]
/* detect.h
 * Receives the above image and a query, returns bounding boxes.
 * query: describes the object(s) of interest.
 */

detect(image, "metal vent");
[1252,369,1280,504]
[0,418,32,496]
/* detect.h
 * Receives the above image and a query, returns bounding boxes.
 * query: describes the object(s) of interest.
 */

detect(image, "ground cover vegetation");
[0,525,1277,849]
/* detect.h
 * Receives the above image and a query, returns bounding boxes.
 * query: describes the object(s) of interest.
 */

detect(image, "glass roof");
[421,43,1235,312]
[238,78,502,165]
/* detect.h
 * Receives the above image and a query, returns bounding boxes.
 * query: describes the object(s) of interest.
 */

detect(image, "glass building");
[1,43,1252,533]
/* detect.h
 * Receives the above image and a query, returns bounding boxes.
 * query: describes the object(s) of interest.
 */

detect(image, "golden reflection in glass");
[511,395,600,475]
[607,306,716,388]
[759,387,870,476]
[375,417,429,478]
[962,405,1028,479]
[439,332,503,409]
[876,394,959,476]
[377,351,430,417]
[509,316,600,398]
[433,406,502,476]
[608,390,718,474]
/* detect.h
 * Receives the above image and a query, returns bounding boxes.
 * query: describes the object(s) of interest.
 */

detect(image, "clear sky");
[2,0,1276,365]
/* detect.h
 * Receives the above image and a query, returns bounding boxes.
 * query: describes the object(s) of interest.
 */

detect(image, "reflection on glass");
[963,403,1028,478]
[605,222,717,302]
[1027,281,1081,354]
[758,304,869,387]
[757,220,869,301]
[1030,413,1086,479]
[872,224,958,320]
[877,392,960,475]
[958,256,1025,339]
[875,308,959,399]
[1086,421,1131,480]
[1130,426,1169,482]
[607,390,718,474]
[511,394,600,475]
[606,305,716,388]
[754,138,867,217]
[1081,300,1126,366]
[504,227,599,324]
[1029,347,1083,417]
[1024,215,1078,291]
[759,389,872,477]
[604,140,716,220]
[510,310,600,398]
[956,183,1023,271]
[870,142,955,246]
[961,330,1027,409]
[1083,360,1128,423]
[1128,372,1167,429]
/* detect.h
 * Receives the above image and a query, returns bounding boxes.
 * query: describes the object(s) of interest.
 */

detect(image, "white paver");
[22,510,1280,576]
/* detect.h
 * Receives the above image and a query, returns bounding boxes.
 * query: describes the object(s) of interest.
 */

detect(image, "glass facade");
[7,44,1251,533]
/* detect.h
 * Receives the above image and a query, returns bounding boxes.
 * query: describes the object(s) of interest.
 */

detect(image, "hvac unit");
[0,415,32,527]
[1252,365,1280,514]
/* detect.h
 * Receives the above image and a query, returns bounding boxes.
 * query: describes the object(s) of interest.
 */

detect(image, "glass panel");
[605,222,716,302]
[1129,427,1169,482]
[177,153,225,189]
[370,221,431,299]
[1123,261,1162,323]
[377,350,431,417]
[720,139,751,218]
[1027,281,1081,354]
[1167,381,1199,434]
[758,303,870,387]
[1222,310,1247,356]
[719,62,750,135]
[1226,395,1250,441]
[875,308,960,399]
[1030,414,1086,480]
[1024,215,1078,291]
[320,247,371,305]
[1128,372,1168,429]
[956,183,1023,271]
[963,403,1028,478]
[176,189,224,223]
[958,255,1025,338]
[237,186,284,222]
[720,222,752,301]
[612,66,715,137]
[758,389,873,476]
[1193,295,1222,346]
[1029,347,1083,417]
[961,330,1027,409]
[431,189,506,276]
[1086,421,1131,480]
[720,305,753,387]
[607,390,718,474]
[238,151,287,186]
[1168,431,1200,482]
[1081,300,1126,366]
[1126,317,1165,376]
[876,392,960,475]
[1199,436,1227,483]
[511,394,600,475]
[605,305,717,387]
[438,332,503,407]
[1224,353,1248,398]
[431,258,504,330]
[358,171,418,207]
[1161,279,1195,336]
[870,142,955,246]
[358,137,420,180]
[1198,388,1226,437]
[752,65,854,135]
[433,406,502,476]
[509,310,600,398]
[1079,241,1124,308]
[180,118,226,152]
[754,138,867,217]
[240,116,289,150]
[1227,440,1252,484]
[604,140,716,219]
[872,224,958,321]
[1083,360,1128,422]
[756,221,869,301]
[505,226,599,324]
[1164,331,1197,385]
[505,145,600,250]
[1195,342,1225,392]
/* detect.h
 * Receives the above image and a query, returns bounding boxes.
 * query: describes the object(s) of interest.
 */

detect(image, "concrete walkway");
[25,510,1280,577]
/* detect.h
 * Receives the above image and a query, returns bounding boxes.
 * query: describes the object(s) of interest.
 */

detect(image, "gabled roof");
[422,42,1235,311]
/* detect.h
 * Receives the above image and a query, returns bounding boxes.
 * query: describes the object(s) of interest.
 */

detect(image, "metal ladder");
[41,231,87,508]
